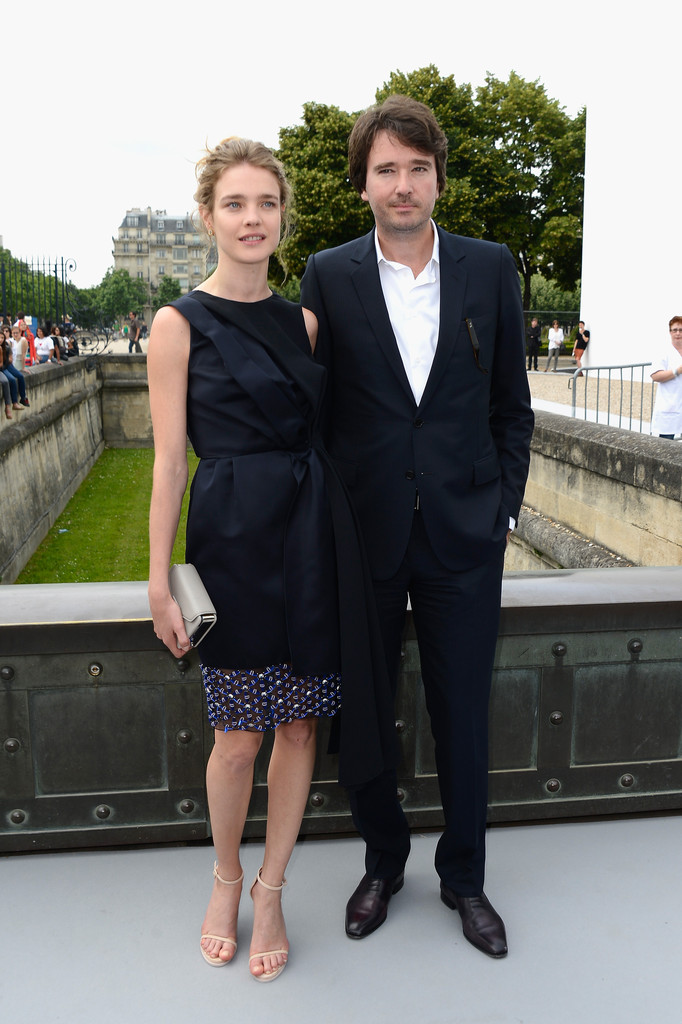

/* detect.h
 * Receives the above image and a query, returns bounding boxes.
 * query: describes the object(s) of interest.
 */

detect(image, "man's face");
[361,131,439,241]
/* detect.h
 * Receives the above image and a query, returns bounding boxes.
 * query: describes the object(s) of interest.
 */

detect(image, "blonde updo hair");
[194,136,293,245]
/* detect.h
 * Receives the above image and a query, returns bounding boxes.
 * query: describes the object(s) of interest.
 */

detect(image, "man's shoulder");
[437,226,506,259]
[309,230,374,268]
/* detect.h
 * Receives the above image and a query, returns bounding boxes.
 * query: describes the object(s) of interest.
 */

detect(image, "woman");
[650,315,682,439]
[5,327,30,405]
[51,325,67,363]
[544,319,564,372]
[148,138,393,982]
[34,326,54,364]
[572,327,589,375]
[1,330,24,416]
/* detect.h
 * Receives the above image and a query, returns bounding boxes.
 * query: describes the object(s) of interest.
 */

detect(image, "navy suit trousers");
[349,510,505,896]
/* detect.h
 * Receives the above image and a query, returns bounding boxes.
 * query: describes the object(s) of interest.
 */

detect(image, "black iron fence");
[0,254,77,328]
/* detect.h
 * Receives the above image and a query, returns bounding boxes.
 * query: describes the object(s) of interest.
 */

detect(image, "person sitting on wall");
[34,326,54,364]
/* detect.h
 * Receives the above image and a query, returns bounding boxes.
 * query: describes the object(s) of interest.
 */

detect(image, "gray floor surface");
[2,814,681,1024]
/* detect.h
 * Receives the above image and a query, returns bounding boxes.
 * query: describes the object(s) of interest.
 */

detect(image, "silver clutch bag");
[168,563,217,647]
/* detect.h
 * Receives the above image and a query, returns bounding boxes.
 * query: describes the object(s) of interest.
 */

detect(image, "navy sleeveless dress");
[171,291,396,789]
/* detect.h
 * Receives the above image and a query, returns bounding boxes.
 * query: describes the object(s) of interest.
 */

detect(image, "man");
[527,316,541,371]
[301,95,533,958]
[128,311,142,353]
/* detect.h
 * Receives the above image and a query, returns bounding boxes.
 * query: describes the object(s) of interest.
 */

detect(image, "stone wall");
[3,361,682,582]
[510,410,682,570]
[0,359,104,583]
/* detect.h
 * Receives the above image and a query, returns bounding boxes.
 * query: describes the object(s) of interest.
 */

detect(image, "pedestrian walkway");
[2,814,681,1024]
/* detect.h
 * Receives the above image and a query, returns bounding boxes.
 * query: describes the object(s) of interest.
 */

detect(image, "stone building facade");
[112,208,208,306]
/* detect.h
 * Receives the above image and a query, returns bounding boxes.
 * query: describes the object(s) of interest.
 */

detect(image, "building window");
[173,247,188,260]
[179,279,189,290]
[193,265,201,275]
[128,216,139,227]
[156,249,166,258]
[137,243,144,253]
[137,257,144,265]
[157,220,164,230]
[176,220,184,229]
[122,243,129,254]
[174,265,188,275]
[156,234,165,245]
[158,266,165,276]
[137,271,144,279]
[174,234,185,245]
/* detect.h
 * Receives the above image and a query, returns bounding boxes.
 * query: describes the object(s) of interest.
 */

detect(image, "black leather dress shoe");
[345,872,405,939]
[440,884,508,958]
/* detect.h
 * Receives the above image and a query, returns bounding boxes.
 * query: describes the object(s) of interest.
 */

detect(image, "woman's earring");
[208,228,214,237]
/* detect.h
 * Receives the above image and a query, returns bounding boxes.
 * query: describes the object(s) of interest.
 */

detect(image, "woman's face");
[670,324,682,351]
[203,163,283,268]
[36,327,44,339]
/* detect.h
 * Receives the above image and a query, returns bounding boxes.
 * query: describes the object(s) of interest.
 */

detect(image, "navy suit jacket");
[301,226,534,580]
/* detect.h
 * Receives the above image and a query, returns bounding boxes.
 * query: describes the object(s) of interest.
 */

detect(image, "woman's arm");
[302,307,318,353]
[651,365,682,383]
[148,305,192,656]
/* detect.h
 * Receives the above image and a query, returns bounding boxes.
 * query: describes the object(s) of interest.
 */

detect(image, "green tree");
[472,72,585,309]
[276,102,373,280]
[273,68,585,308]
[96,268,149,325]
[153,275,183,311]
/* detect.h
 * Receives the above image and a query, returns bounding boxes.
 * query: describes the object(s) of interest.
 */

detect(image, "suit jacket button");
[414,418,424,428]
[405,470,415,480]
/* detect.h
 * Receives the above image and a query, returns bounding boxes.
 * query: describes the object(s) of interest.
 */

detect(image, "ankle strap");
[254,866,287,892]
[213,861,244,886]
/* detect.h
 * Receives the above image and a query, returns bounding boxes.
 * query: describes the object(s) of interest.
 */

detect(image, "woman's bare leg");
[201,728,263,963]
[249,716,318,978]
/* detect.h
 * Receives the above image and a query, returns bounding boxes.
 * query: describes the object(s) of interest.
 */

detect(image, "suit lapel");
[350,230,416,404]
[418,228,468,411]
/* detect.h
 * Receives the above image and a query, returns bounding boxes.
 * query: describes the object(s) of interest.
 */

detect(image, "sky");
[5,1,669,294]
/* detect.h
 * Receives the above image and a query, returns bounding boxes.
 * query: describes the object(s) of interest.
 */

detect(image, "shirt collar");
[374,220,440,270]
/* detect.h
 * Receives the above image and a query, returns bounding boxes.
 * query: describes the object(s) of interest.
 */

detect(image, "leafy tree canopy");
[96,268,149,325]
[276,66,585,308]
[153,275,183,311]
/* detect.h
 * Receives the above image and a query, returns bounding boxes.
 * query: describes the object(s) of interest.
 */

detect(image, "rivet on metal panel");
[549,712,564,726]
[395,719,406,734]
[179,799,195,814]
[396,788,406,803]
[1,665,15,681]
[176,658,190,673]
[620,774,635,788]
[309,793,325,808]
[627,638,643,656]
[4,737,21,753]
[88,662,103,678]
[177,729,193,744]
[9,809,26,824]
[546,779,561,793]
[551,643,567,658]
[95,804,111,819]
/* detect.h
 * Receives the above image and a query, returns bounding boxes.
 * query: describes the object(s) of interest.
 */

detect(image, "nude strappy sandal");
[248,867,288,983]
[200,861,243,966]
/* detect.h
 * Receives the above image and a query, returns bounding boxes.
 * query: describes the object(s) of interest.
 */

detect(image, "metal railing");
[569,362,655,432]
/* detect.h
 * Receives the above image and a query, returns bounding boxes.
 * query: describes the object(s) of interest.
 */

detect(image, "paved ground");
[2,815,681,1024]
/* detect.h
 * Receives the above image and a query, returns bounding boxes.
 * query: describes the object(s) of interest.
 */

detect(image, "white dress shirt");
[375,222,440,406]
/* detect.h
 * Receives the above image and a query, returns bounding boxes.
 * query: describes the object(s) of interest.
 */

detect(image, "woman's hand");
[150,590,191,657]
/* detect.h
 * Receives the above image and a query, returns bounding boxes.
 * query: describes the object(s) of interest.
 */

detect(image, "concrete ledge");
[2,569,682,850]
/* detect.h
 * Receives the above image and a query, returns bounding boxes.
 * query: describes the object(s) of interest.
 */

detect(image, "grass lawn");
[16,449,198,584]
